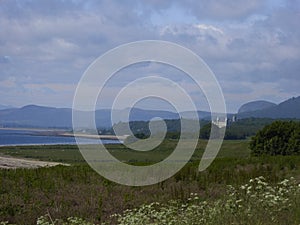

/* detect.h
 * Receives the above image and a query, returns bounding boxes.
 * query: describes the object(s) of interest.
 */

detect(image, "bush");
[250,120,300,156]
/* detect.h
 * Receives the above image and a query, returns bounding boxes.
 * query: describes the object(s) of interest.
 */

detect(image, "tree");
[250,120,300,156]
[199,123,223,139]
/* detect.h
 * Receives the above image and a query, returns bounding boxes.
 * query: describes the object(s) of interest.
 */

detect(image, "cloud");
[0,0,299,112]
[143,0,266,20]
[0,55,11,64]
[0,77,17,88]
[180,0,266,20]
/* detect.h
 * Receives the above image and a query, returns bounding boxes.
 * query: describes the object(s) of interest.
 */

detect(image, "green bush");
[250,120,300,156]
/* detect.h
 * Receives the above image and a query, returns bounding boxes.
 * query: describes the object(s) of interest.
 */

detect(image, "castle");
[212,115,236,128]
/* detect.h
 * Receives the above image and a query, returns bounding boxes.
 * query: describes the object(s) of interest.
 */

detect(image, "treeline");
[108,118,285,140]
[200,118,277,140]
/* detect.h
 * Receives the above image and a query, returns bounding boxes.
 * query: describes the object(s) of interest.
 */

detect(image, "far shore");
[0,127,128,141]
[60,132,128,141]
[0,127,68,132]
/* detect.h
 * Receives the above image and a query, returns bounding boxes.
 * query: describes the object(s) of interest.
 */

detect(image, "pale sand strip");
[0,156,69,169]
[0,127,128,141]
[61,133,129,140]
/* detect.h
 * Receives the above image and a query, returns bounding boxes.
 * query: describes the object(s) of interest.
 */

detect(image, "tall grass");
[111,176,300,225]
[0,141,299,224]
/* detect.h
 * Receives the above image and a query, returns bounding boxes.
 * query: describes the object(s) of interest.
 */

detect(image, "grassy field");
[0,139,250,164]
[0,140,299,224]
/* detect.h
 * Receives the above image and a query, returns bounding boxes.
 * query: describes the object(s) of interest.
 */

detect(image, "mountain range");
[237,96,300,119]
[0,105,180,128]
[0,104,14,110]
[0,96,299,129]
[238,100,277,114]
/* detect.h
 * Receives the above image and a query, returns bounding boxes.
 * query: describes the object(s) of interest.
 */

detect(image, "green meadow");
[0,140,299,224]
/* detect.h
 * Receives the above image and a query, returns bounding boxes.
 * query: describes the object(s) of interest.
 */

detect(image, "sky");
[0,0,299,113]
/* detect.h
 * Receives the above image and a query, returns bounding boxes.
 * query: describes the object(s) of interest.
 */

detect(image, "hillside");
[0,104,14,110]
[0,96,299,128]
[0,105,179,129]
[237,96,300,119]
[0,105,72,128]
[238,100,276,113]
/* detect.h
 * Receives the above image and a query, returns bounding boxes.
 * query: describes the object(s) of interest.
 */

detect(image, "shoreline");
[0,155,70,169]
[0,127,68,132]
[0,141,122,148]
[60,132,128,141]
[0,127,128,140]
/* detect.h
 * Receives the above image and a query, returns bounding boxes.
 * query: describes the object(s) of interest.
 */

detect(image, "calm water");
[0,129,120,146]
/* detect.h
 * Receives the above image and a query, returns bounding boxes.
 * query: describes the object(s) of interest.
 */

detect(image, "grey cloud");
[0,0,298,111]
[0,56,11,64]
[0,0,156,86]
[227,38,247,49]
[156,14,299,101]
[181,0,265,20]
[142,0,266,20]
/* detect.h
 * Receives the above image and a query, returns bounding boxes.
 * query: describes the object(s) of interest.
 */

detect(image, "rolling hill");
[238,100,276,113]
[0,104,14,110]
[0,96,299,129]
[237,96,300,119]
[0,105,180,128]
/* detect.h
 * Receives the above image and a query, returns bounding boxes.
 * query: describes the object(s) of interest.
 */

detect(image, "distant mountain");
[0,104,14,110]
[1,96,299,129]
[238,100,276,113]
[0,105,180,129]
[0,105,72,128]
[237,96,300,119]
[181,110,211,120]
[110,108,179,123]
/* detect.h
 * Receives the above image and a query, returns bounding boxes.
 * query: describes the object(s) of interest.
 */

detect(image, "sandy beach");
[60,132,128,141]
[0,155,69,169]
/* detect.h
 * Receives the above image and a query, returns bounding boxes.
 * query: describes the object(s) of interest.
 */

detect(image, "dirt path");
[0,156,69,169]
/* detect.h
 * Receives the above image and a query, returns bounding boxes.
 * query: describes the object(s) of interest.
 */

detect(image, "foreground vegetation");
[111,176,300,225]
[24,176,299,225]
[250,120,300,156]
[0,140,299,224]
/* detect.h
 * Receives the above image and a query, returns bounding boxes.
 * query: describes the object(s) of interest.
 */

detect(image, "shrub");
[250,120,300,156]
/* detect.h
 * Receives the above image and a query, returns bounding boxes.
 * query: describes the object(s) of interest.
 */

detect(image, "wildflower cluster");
[113,176,300,225]
[225,176,300,222]
[111,193,214,225]
[36,216,94,225]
